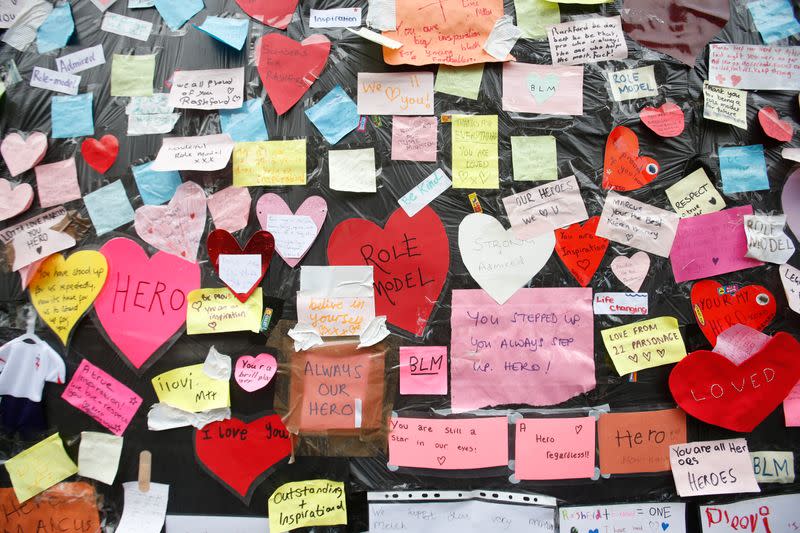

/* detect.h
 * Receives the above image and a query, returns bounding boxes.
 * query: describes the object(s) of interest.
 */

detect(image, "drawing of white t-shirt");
[0,337,66,402]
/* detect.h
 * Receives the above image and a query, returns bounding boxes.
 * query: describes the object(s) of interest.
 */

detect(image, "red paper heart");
[256,34,331,116]
[234,0,298,29]
[327,206,449,336]
[669,332,800,432]
[207,229,275,303]
[554,216,609,287]
[691,280,776,346]
[80,135,119,174]
[194,414,291,503]
[603,126,660,192]
[640,103,685,137]
[758,107,793,142]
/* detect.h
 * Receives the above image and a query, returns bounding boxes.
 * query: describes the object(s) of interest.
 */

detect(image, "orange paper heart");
[603,126,659,192]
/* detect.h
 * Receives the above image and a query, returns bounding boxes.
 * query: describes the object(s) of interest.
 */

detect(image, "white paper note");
[168,68,245,110]
[700,494,800,532]
[358,72,434,116]
[483,15,522,60]
[78,432,123,485]
[607,65,658,101]
[266,215,318,259]
[3,1,52,51]
[593,293,648,315]
[310,8,361,28]
[398,168,451,217]
[560,503,687,533]
[165,515,269,532]
[151,134,234,171]
[329,148,376,192]
[56,45,106,74]
[548,16,628,65]
[703,82,748,129]
[101,11,153,41]
[709,44,800,90]
[30,67,80,95]
[502,175,588,240]
[218,254,262,294]
[669,439,760,497]
[366,0,395,31]
[116,482,169,533]
[744,214,795,264]
[0,0,32,29]
[596,191,680,258]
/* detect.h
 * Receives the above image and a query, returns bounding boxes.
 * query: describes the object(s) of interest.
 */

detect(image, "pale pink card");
[502,63,583,115]
[450,288,595,412]
[391,116,437,162]
[35,158,81,208]
[503,175,588,239]
[515,417,596,480]
[388,416,508,469]
[399,346,447,395]
[62,359,143,435]
[670,206,763,283]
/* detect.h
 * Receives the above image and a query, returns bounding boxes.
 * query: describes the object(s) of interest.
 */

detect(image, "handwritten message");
[296,266,376,337]
[665,168,726,218]
[602,317,687,375]
[607,65,658,101]
[744,214,795,264]
[511,136,557,181]
[0,207,77,271]
[751,451,794,484]
[62,359,142,435]
[168,68,244,110]
[57,45,106,74]
[151,134,234,172]
[5,434,78,503]
[701,494,800,532]
[388,416,508,470]
[515,417,595,480]
[450,288,594,411]
[598,409,687,474]
[269,480,347,533]
[502,63,583,115]
[0,483,100,533]
[596,191,679,258]
[398,168,451,217]
[187,288,262,335]
[560,503,687,533]
[309,7,361,28]
[780,263,800,315]
[503,175,588,240]
[218,254,261,295]
[152,363,229,413]
[232,140,306,186]
[101,11,152,41]
[30,67,80,95]
[358,72,433,115]
[548,16,628,65]
[709,44,800,90]
[703,82,747,129]
[399,346,448,395]
[593,292,648,315]
[267,215,318,259]
[0,0,28,29]
[670,439,760,497]
[392,116,437,162]
[452,115,498,189]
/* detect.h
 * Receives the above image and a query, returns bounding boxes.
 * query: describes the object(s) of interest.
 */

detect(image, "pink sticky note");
[515,417,596,480]
[391,117,437,162]
[450,288,595,412]
[35,158,81,208]
[388,416,508,470]
[399,346,448,395]
[208,186,251,233]
[62,359,142,435]
[502,63,584,115]
[670,206,763,283]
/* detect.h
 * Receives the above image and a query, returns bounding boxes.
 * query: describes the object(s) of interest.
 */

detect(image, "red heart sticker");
[691,280,776,346]
[256,34,331,116]
[758,106,793,142]
[669,332,800,432]
[234,0,298,29]
[80,134,119,174]
[554,216,609,287]
[194,414,291,503]
[207,229,275,303]
[327,206,449,336]
[639,103,685,137]
[603,126,660,191]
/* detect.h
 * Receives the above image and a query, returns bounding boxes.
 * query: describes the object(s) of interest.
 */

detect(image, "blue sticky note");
[155,0,204,31]
[305,85,360,145]
[51,93,94,139]
[132,161,183,205]
[37,3,75,54]
[747,0,800,43]
[220,98,269,142]
[719,145,770,194]
[84,181,135,236]
[194,16,249,50]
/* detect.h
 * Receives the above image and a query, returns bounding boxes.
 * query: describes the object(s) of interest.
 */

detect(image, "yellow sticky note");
[665,168,727,218]
[268,480,347,533]
[511,135,558,181]
[152,363,230,413]
[29,251,108,345]
[434,64,485,100]
[232,140,306,186]
[602,317,687,376]
[187,287,263,334]
[111,54,156,97]
[452,115,499,189]
[5,433,78,503]
[515,0,560,39]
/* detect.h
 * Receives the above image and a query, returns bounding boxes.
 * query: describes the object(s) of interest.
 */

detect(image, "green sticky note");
[434,64,484,100]
[511,136,558,181]
[515,0,560,39]
[111,54,156,97]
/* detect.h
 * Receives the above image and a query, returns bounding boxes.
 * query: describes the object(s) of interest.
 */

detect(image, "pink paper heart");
[208,186,251,233]
[234,353,278,392]
[256,193,327,267]
[1,132,47,177]
[134,181,207,261]
[611,251,650,292]
[639,103,685,138]
[94,237,201,373]
[758,106,793,142]
[0,178,34,221]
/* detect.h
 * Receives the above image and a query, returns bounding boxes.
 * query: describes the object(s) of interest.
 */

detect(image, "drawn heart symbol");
[207,229,275,303]
[712,257,719,265]
[80,134,119,174]
[554,216,609,287]
[458,213,555,305]
[36,246,42,254]
[639,103,685,137]
[603,126,659,191]
[436,456,446,465]
[328,206,449,336]
[574,425,582,434]
[233,0,298,29]
[191,301,203,311]
[256,194,327,268]
[256,33,330,116]
[527,73,558,104]
[0,178,34,222]
[669,332,800,432]
[709,197,717,205]
[731,75,742,87]
[385,87,400,101]
[0,132,47,176]
[589,529,600,533]
[662,523,669,531]
[758,106,793,142]
[194,414,292,504]
[207,321,217,330]
[134,181,208,261]
[234,353,278,392]
[621,0,729,65]
[93,238,200,373]
[690,280,776,346]
[610,251,650,292]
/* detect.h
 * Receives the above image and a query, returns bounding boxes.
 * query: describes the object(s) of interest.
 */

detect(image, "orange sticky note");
[514,417,596,480]
[598,408,687,474]
[0,482,100,532]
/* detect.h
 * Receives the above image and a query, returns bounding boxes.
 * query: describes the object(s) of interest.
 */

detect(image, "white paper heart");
[1,132,47,177]
[0,178,34,222]
[610,251,650,292]
[458,213,555,305]
[256,194,327,267]
[134,181,207,261]
[780,264,800,315]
